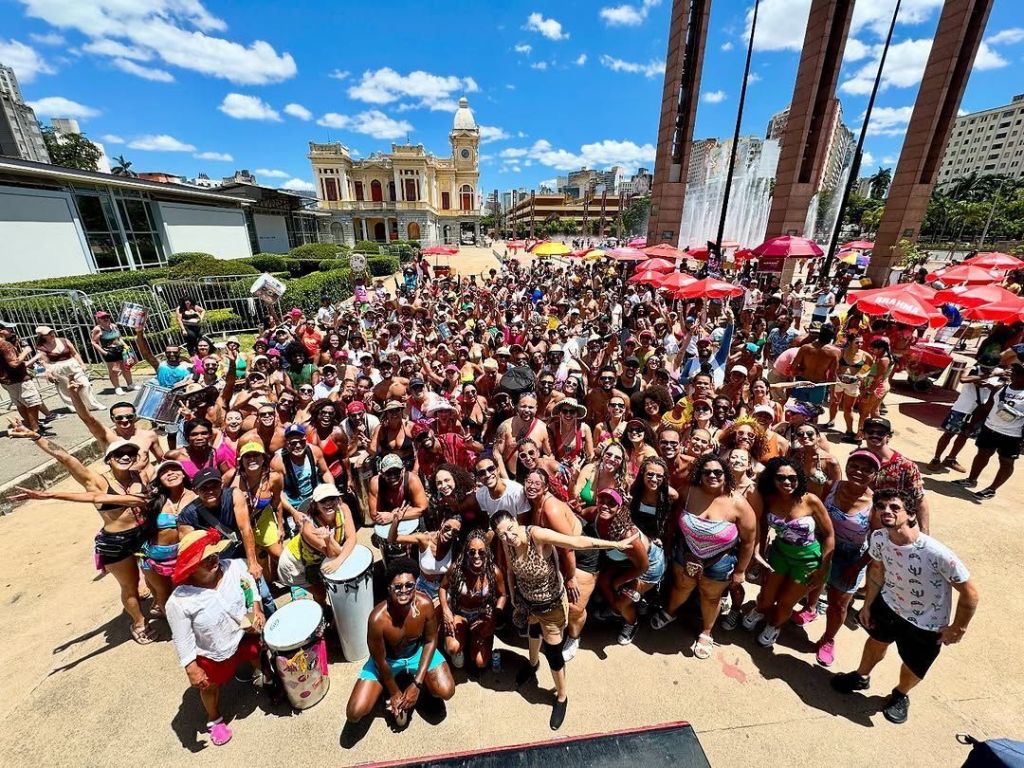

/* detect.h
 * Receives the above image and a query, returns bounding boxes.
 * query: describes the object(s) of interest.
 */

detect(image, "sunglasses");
[299,387,313,394]
[775,475,799,484]
[694,406,711,412]
[865,430,889,437]
[390,582,416,593]
[701,468,724,478]
[645,472,665,480]
[475,465,497,477]
[609,402,626,409]
[112,414,136,423]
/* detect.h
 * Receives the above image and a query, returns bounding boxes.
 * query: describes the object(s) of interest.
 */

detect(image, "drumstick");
[769,380,840,390]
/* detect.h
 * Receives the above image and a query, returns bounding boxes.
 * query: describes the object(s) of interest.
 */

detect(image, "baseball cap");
[597,487,624,505]
[155,460,184,476]
[284,423,307,438]
[753,403,776,417]
[192,468,223,489]
[379,453,403,473]
[346,401,366,415]
[382,399,404,412]
[266,348,281,357]
[730,365,748,378]
[35,326,55,336]
[311,484,342,503]
[409,376,425,387]
[864,416,892,434]
[238,442,265,458]
[0,321,16,330]
[94,310,110,319]
[322,363,337,372]
[624,356,641,368]
[103,439,140,460]
[482,358,498,371]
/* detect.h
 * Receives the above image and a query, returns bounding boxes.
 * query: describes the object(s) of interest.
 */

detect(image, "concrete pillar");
[394,168,402,201]
[646,0,711,248]
[868,0,995,285]
[766,0,855,239]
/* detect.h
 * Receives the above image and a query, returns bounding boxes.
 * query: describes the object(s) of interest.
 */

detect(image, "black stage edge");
[356,720,712,768]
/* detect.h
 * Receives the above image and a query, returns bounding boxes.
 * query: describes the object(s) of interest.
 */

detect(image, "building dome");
[452,97,477,131]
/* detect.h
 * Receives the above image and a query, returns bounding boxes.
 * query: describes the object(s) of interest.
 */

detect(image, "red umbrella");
[643,243,687,260]
[932,284,1023,308]
[636,257,676,272]
[506,240,527,248]
[849,282,937,305]
[672,277,744,300]
[627,236,647,247]
[964,252,1024,270]
[750,235,824,258]
[608,247,649,262]
[686,247,710,261]
[655,272,697,291]
[729,248,755,262]
[962,299,1024,322]
[856,292,946,328]
[840,240,875,251]
[423,245,458,255]
[925,264,1003,286]
[628,269,666,284]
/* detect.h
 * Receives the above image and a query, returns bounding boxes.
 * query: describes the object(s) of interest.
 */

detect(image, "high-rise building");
[936,94,1024,185]
[0,64,50,163]
[764,103,854,194]
[49,116,111,173]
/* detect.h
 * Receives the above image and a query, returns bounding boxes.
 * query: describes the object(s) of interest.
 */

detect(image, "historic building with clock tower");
[307,96,482,247]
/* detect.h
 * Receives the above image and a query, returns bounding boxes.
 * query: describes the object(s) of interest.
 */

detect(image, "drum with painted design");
[262,599,329,710]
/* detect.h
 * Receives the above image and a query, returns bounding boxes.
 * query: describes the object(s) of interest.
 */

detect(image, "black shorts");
[94,526,148,567]
[975,425,1023,460]
[102,346,124,364]
[866,595,942,680]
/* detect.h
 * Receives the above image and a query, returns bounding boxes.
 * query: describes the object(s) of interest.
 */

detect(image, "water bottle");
[491,649,501,671]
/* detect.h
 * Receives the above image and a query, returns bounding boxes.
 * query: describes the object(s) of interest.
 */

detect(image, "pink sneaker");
[209,721,232,746]
[816,639,836,667]
[792,607,818,626]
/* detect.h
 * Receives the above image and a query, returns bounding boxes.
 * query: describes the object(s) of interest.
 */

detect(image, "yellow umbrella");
[531,241,571,256]
[583,248,606,261]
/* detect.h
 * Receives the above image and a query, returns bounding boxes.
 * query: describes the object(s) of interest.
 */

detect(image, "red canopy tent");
[628,269,667,284]
[855,292,947,328]
[505,240,527,248]
[962,299,1024,323]
[925,264,1003,286]
[608,247,649,262]
[848,282,937,305]
[636,257,676,272]
[672,278,744,300]
[750,235,824,258]
[627,236,648,247]
[932,284,1023,308]
[643,243,688,260]
[963,252,1024,271]
[840,240,875,251]
[654,272,697,291]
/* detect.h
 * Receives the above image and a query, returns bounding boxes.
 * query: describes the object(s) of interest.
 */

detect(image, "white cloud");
[524,12,568,41]
[987,28,1024,45]
[499,137,656,171]
[82,38,151,60]
[599,54,661,78]
[316,110,413,140]
[328,68,350,80]
[218,93,281,121]
[29,32,63,45]
[747,71,762,83]
[282,178,315,192]
[128,134,196,152]
[20,0,297,85]
[973,42,1009,71]
[505,84,516,90]
[866,105,914,136]
[193,151,232,161]
[530,61,548,71]
[284,103,313,121]
[851,0,942,38]
[861,150,875,168]
[0,39,54,81]
[101,134,124,144]
[599,0,661,27]
[26,96,100,118]
[702,90,727,104]
[255,168,290,178]
[721,41,734,51]
[844,38,871,61]
[112,58,174,82]
[575,53,587,65]
[348,67,478,111]
[747,0,811,52]
[479,125,510,144]
[840,38,932,95]
[540,178,557,188]
[881,155,898,165]
[514,43,532,54]
[500,148,529,158]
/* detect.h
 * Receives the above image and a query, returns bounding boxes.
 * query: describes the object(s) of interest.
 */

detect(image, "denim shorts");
[640,542,666,585]
[672,540,738,582]
[828,544,867,594]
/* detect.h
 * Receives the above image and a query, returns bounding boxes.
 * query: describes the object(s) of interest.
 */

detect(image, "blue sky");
[1,0,1021,195]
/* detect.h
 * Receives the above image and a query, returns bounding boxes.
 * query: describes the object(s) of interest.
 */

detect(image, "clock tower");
[450,96,479,171]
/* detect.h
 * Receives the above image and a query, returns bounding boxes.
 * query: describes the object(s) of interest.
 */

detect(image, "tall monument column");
[766,0,855,239]
[868,0,995,285]
[646,0,711,248]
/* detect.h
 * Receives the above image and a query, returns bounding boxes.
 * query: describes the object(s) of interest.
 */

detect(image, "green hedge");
[353,240,384,254]
[289,243,349,260]
[168,258,258,278]
[286,268,353,312]
[168,251,216,267]
[4,268,172,292]
[366,254,399,276]
[246,253,289,273]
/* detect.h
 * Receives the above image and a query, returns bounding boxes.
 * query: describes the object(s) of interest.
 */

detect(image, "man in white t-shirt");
[928,355,1000,472]
[831,489,978,725]
[955,361,1024,500]
[472,455,530,522]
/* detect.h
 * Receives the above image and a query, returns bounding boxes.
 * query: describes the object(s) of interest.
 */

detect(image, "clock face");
[460,148,471,159]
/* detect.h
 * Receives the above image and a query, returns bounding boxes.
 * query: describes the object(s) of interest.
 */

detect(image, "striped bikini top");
[679,512,739,559]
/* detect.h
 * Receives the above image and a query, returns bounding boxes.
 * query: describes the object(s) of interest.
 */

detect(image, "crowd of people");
[0,251,988,745]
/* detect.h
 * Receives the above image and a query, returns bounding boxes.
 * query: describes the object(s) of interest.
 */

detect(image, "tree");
[620,195,651,235]
[861,205,884,234]
[111,154,136,177]
[868,167,892,200]
[40,125,101,171]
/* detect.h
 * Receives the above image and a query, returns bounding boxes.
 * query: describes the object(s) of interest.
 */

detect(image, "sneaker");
[757,624,781,648]
[127,384,138,392]
[719,592,733,615]
[562,636,579,662]
[741,607,765,631]
[822,420,835,430]
[792,607,818,626]
[208,720,232,746]
[882,689,910,724]
[816,639,836,667]
[450,650,465,669]
[953,478,978,489]
[617,622,639,646]
[550,697,568,730]
[831,671,870,694]
[721,609,742,631]
[973,488,996,500]
[114,387,125,395]
[927,458,943,471]
[515,661,539,688]
[842,432,860,444]
[943,458,966,473]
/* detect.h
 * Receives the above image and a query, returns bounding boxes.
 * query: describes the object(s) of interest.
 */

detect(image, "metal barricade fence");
[156,276,274,337]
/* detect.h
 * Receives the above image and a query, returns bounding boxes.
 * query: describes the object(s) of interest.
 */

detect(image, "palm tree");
[111,155,135,177]
[868,167,892,200]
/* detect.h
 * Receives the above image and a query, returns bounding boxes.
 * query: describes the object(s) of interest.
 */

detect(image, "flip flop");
[149,605,165,619]
[691,632,714,660]
[131,623,155,645]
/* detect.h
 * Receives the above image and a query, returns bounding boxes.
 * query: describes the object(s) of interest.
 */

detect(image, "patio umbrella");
[964,251,1024,270]
[672,277,744,300]
[531,241,572,256]
[849,282,937,305]
[628,269,666,284]
[750,235,824,258]
[583,249,606,261]
[840,240,875,251]
[627,236,647,247]
[608,247,649,262]
[925,264,1003,286]
[505,240,527,248]
[962,299,1024,322]
[856,292,947,328]
[643,243,688,260]
[636,257,676,272]
[655,271,697,291]
[732,248,755,262]
[422,245,458,255]
[839,249,871,267]
[686,247,711,260]
[933,283,1023,308]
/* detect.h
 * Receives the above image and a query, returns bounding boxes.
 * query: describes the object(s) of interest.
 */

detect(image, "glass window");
[131,234,163,267]
[77,195,107,231]
[87,233,122,270]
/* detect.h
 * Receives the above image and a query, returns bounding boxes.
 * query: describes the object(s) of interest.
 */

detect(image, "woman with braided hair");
[627,456,678,543]
[438,529,507,671]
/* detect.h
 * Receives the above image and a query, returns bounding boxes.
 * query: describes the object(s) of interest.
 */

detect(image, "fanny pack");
[682,545,729,580]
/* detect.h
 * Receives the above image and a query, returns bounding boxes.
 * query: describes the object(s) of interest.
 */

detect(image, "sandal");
[209,720,232,746]
[691,632,714,660]
[130,623,155,645]
[650,608,677,630]
[149,605,165,619]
